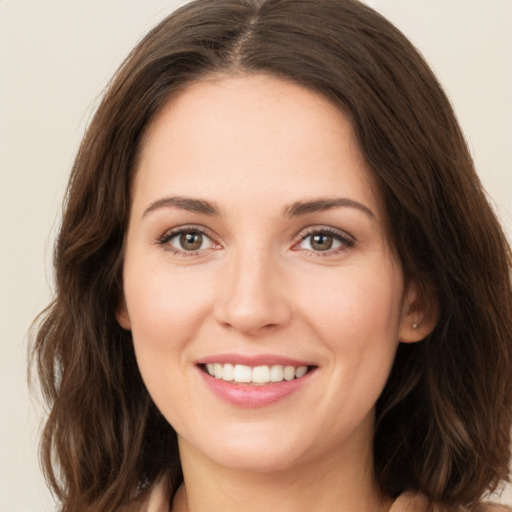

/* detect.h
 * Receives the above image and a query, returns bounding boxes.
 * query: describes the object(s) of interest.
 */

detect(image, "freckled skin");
[117,74,426,509]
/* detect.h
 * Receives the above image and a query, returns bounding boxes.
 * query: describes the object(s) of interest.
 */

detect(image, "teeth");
[205,363,309,384]
[233,364,252,383]
[213,363,223,379]
[252,366,270,383]
[222,363,234,381]
[270,365,283,382]
[283,366,295,381]
[295,366,308,378]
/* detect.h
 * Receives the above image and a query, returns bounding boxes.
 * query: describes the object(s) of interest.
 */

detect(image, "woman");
[31,0,512,511]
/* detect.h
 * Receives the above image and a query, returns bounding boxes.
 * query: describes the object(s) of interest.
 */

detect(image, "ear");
[116,295,132,331]
[399,279,439,343]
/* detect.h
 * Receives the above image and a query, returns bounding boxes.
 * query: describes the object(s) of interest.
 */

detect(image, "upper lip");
[197,353,315,367]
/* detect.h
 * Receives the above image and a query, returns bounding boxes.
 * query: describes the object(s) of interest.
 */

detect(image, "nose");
[213,249,292,335]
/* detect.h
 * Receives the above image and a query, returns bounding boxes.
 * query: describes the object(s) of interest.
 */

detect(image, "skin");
[117,74,434,512]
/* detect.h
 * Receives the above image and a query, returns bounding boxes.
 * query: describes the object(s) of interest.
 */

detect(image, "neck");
[172,431,391,512]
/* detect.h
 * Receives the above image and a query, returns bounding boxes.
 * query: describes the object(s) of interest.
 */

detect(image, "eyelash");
[155,225,355,257]
[155,225,220,257]
[292,227,355,256]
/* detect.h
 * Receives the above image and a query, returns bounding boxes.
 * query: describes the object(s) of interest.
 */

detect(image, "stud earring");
[412,322,419,329]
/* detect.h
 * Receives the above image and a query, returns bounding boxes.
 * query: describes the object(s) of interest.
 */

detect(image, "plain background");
[0,1,511,510]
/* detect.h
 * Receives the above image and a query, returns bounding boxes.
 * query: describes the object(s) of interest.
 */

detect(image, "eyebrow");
[142,196,220,217]
[142,195,375,221]
[283,198,376,220]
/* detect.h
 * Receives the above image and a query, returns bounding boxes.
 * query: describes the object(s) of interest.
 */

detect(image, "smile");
[197,358,317,407]
[204,363,309,385]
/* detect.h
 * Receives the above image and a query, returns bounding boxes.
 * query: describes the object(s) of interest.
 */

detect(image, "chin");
[178,424,314,473]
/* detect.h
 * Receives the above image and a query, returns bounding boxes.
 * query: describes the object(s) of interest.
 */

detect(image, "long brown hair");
[31,0,512,510]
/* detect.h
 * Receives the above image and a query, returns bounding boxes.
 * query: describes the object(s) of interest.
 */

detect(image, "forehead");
[142,73,355,156]
[134,73,382,218]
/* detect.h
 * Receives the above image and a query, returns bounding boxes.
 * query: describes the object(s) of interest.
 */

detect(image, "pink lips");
[196,354,316,408]
[199,354,312,367]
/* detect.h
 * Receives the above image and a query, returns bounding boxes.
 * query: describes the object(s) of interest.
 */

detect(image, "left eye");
[297,230,353,252]
[167,230,214,252]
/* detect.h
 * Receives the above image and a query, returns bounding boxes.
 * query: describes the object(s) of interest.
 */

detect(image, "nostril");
[213,272,292,334]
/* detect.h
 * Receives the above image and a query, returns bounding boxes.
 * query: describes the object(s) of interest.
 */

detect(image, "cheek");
[298,265,404,432]
[300,262,404,344]
[297,260,404,406]
[123,265,219,430]
[123,261,216,374]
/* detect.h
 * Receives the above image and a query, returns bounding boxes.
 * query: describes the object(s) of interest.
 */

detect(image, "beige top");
[125,477,510,512]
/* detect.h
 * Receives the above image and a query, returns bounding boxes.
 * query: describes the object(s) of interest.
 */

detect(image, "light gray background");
[1,1,511,511]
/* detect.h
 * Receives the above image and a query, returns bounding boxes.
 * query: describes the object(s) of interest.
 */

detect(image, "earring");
[412,322,419,329]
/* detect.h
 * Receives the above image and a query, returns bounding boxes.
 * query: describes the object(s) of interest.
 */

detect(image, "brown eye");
[162,229,215,253]
[310,234,333,251]
[297,228,354,254]
[179,232,204,251]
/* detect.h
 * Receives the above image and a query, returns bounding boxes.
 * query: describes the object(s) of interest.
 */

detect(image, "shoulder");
[117,475,170,512]
[390,492,512,512]
[466,504,512,512]
[390,492,430,511]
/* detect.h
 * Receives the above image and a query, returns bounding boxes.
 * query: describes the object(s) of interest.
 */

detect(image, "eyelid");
[154,224,354,257]
[155,224,222,255]
[292,226,356,254]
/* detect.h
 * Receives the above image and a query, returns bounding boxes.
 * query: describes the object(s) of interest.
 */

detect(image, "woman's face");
[118,74,421,473]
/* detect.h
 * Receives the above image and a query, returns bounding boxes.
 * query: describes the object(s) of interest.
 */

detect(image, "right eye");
[157,227,217,255]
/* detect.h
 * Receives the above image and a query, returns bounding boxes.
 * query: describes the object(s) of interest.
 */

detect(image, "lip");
[198,353,313,367]
[195,355,317,408]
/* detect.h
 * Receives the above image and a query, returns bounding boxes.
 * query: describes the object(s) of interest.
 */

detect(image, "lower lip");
[198,368,314,407]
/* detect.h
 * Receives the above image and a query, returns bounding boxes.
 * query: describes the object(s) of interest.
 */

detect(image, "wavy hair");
[31,0,512,510]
